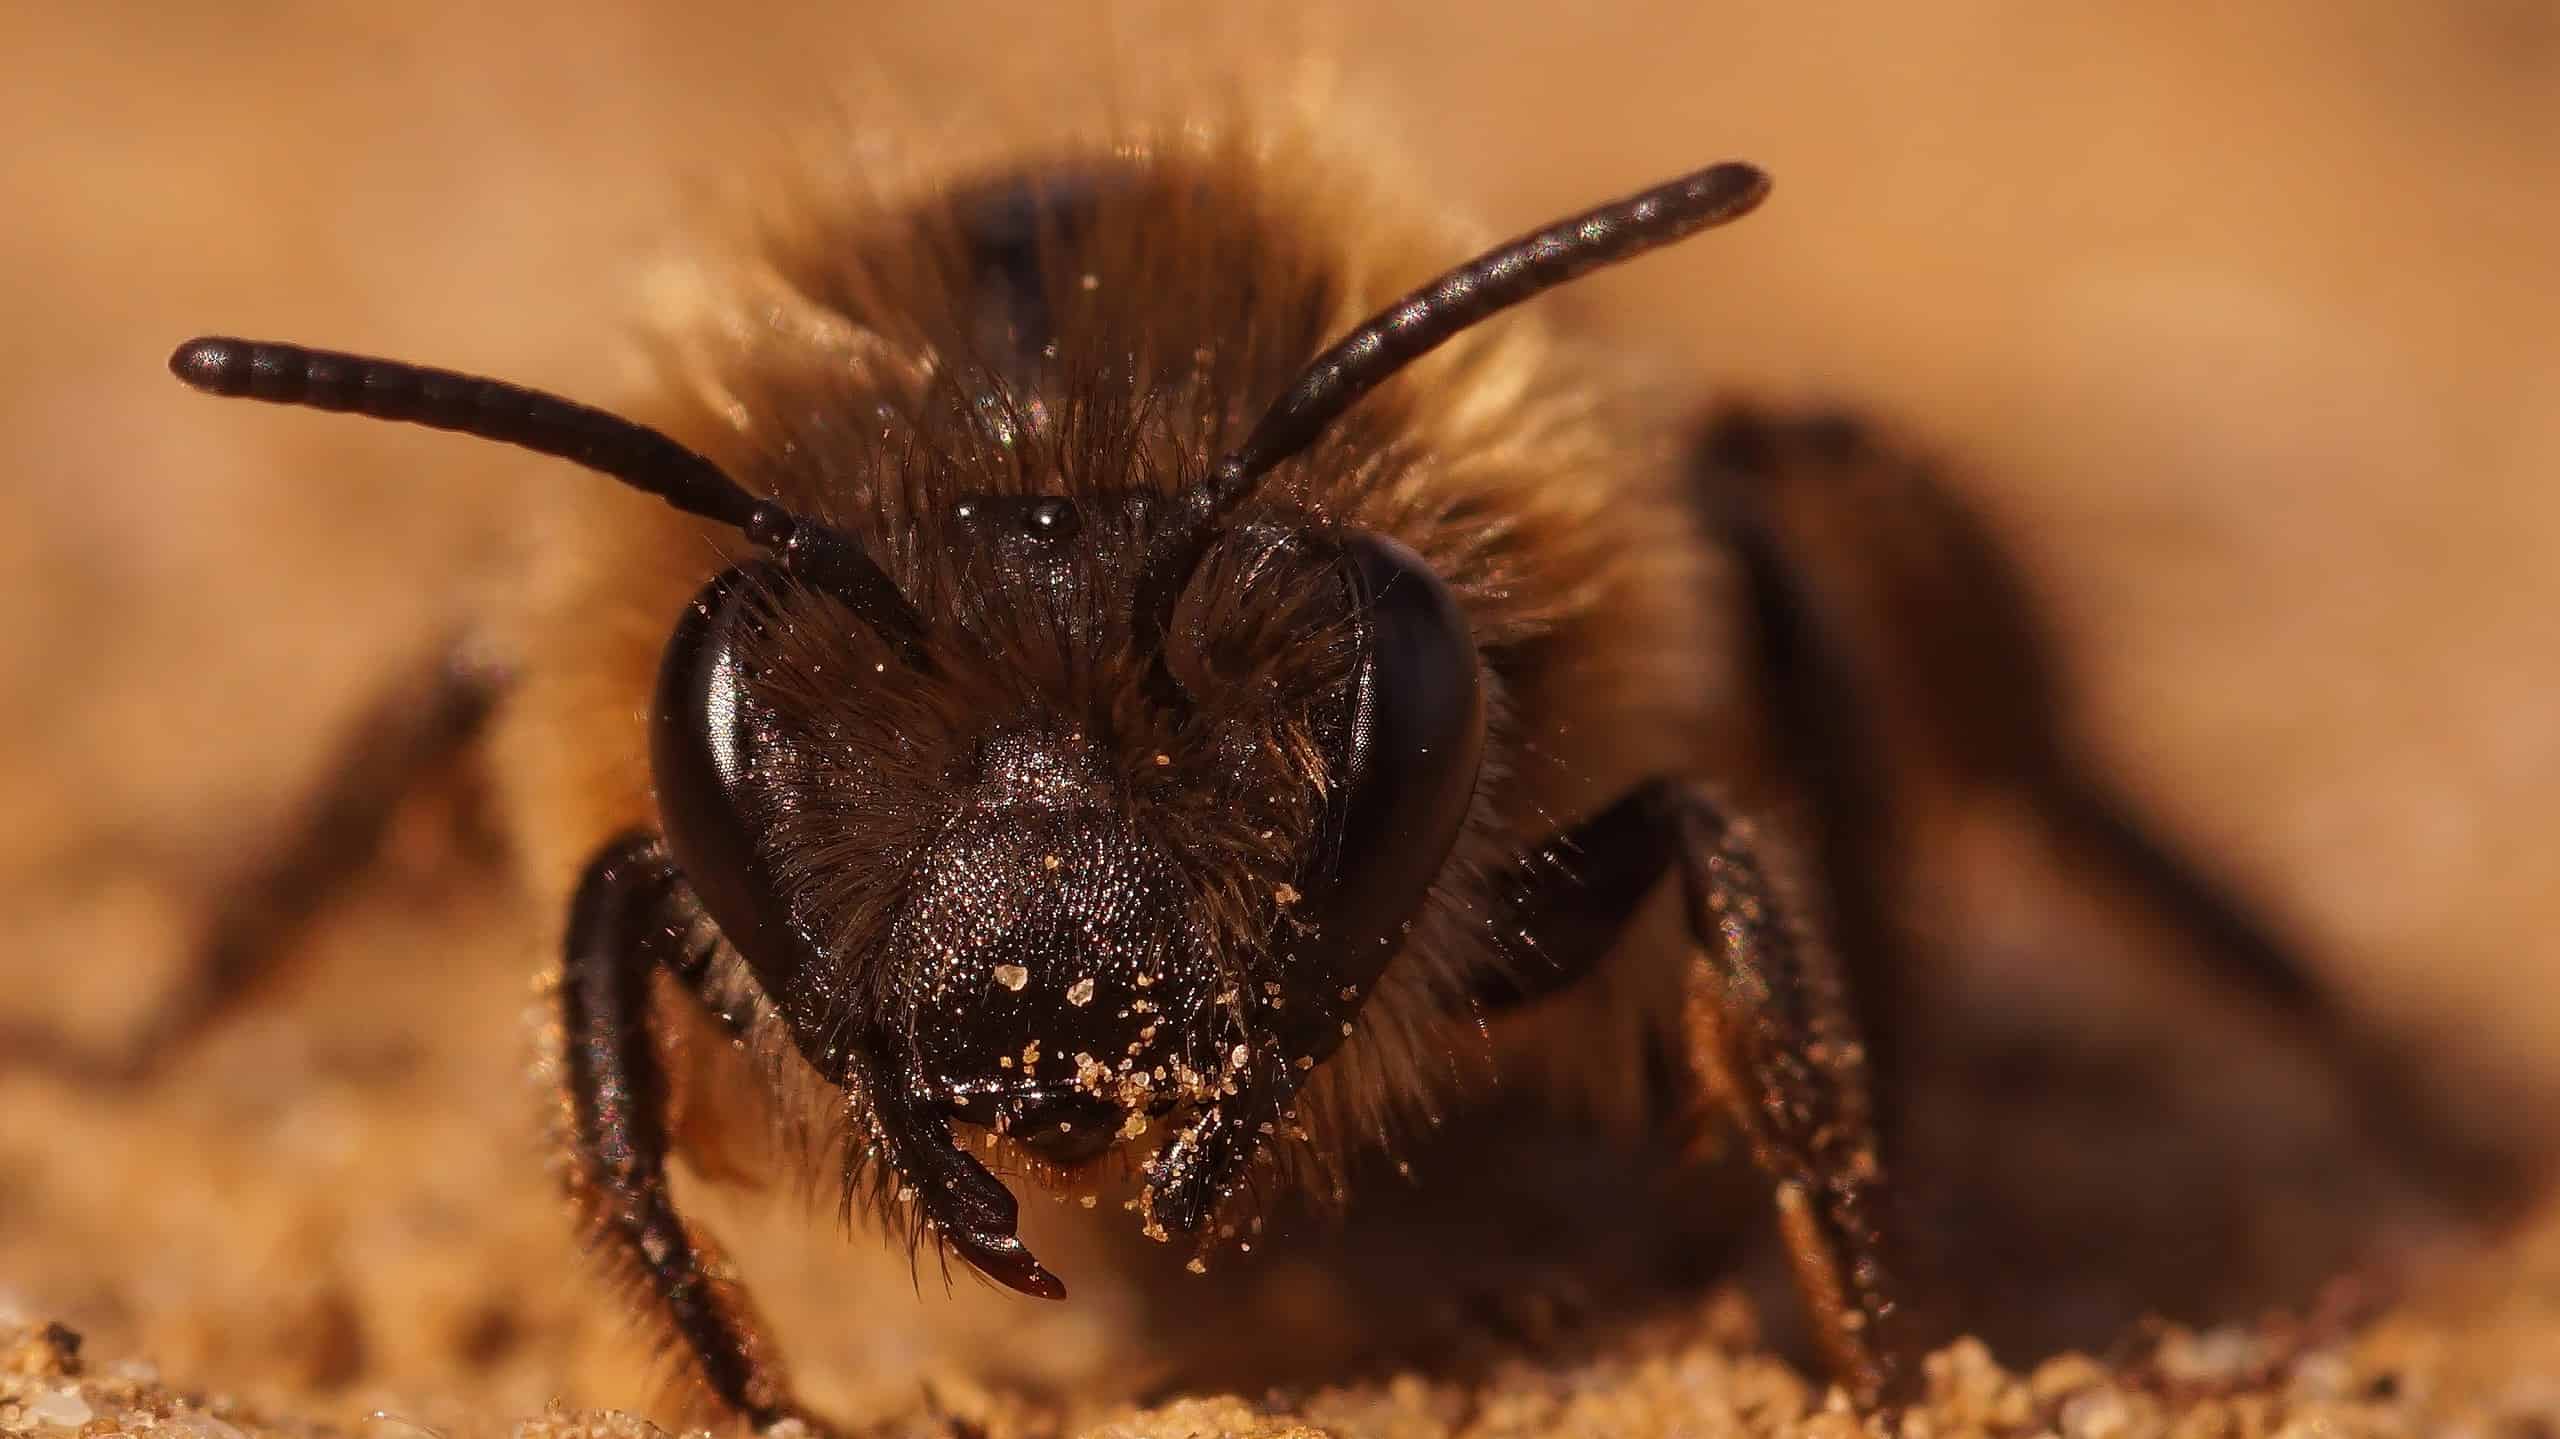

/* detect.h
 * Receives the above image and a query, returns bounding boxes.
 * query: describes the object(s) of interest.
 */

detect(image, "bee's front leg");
[559,832,826,1437]
[1657,785,1909,1406]
[1477,780,1914,1406]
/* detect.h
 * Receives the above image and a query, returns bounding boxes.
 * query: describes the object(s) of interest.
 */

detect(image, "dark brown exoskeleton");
[52,122,2497,1431]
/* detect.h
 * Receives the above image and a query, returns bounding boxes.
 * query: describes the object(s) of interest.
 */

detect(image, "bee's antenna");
[168,337,928,659]
[170,338,770,529]
[1206,161,1771,515]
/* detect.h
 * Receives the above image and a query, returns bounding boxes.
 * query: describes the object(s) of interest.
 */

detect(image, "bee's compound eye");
[651,561,848,1076]
[1277,532,1486,1055]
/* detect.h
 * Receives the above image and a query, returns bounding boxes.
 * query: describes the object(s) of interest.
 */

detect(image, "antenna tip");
[1695,162,1774,219]
[169,337,252,395]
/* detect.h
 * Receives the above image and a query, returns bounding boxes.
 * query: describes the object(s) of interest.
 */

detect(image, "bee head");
[646,486,1485,1289]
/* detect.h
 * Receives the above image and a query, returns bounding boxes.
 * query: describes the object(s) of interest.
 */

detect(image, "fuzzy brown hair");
[493,111,1726,1266]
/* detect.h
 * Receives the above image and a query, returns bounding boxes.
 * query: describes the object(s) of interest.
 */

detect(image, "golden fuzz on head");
[496,97,1725,1246]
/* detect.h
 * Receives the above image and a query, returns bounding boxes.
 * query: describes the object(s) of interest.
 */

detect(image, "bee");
[96,104,2473,1431]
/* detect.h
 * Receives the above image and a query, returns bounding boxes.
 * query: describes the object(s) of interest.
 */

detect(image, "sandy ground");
[4,5,2559,1438]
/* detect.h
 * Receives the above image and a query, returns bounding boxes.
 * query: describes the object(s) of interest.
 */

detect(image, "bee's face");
[648,492,1486,1286]
[883,731,1238,1167]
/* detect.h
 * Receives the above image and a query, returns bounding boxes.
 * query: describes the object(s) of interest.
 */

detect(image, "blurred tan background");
[3,3,2557,1433]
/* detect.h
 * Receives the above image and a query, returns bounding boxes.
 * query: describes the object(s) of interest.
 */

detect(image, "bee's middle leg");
[1,641,500,1084]
[1694,406,2529,1210]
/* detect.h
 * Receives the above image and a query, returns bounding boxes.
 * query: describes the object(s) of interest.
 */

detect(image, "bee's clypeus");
[135,122,2426,1432]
